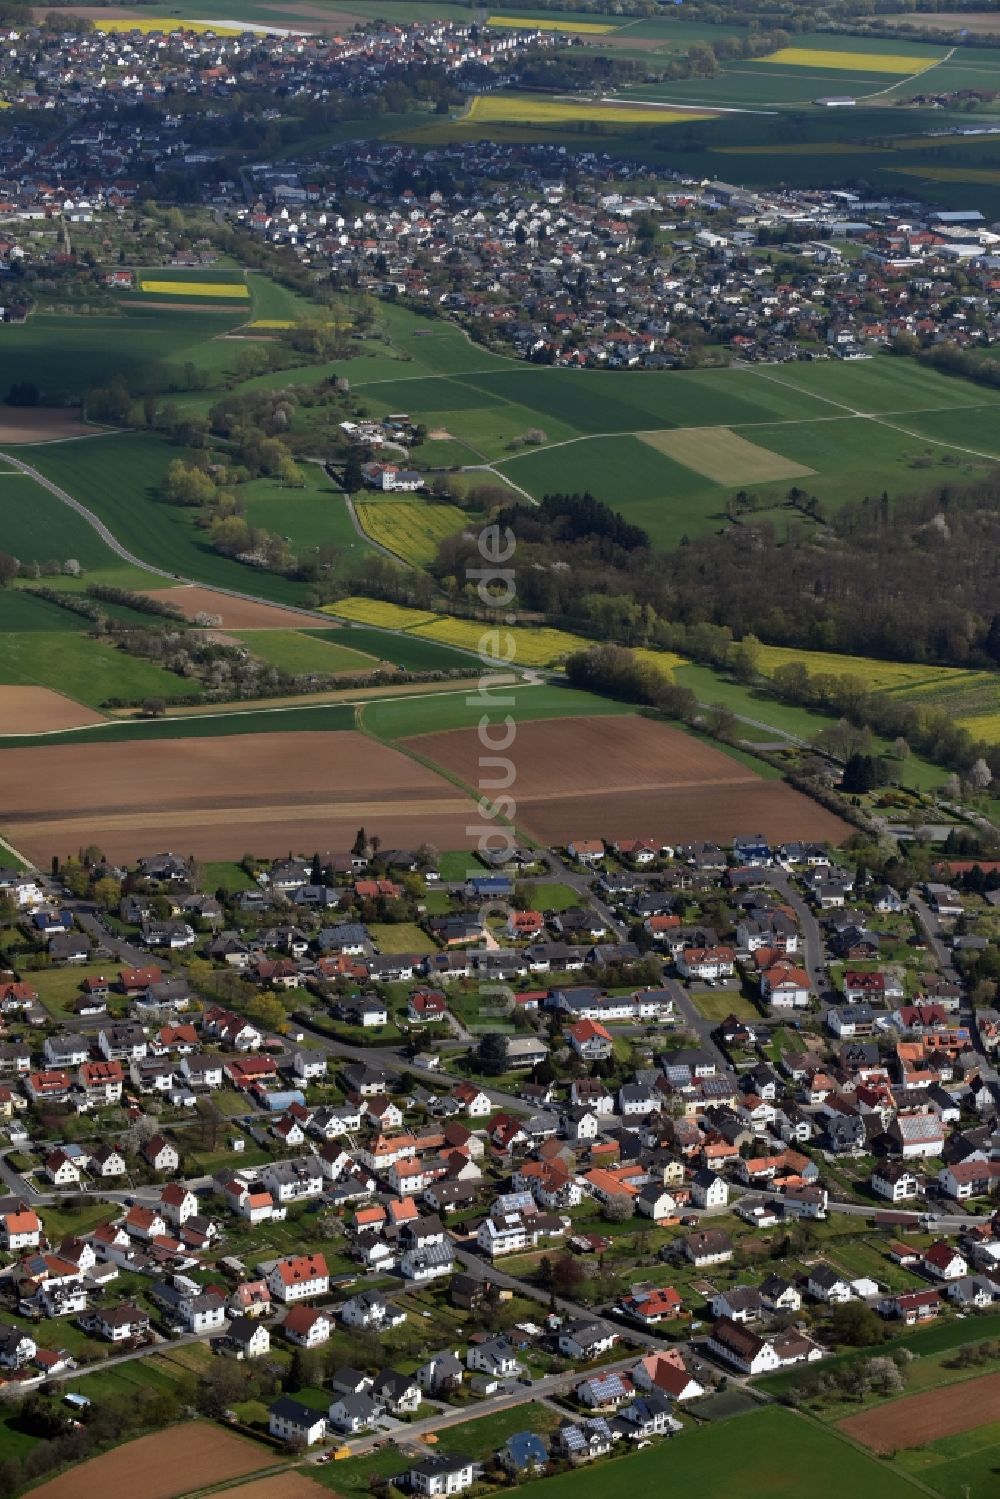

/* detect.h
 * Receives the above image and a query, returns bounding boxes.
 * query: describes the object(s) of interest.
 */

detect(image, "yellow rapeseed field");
[414,617,592,667]
[487,16,616,33]
[957,713,1000,745]
[466,94,714,126]
[756,644,974,692]
[322,598,439,631]
[355,502,469,567]
[96,18,242,35]
[139,279,249,299]
[761,46,938,73]
[246,319,295,329]
[323,597,592,666]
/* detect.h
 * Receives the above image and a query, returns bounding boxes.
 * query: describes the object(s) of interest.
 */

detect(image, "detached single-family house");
[268,1396,327,1447]
[268,1253,329,1303]
[408,1455,476,1497]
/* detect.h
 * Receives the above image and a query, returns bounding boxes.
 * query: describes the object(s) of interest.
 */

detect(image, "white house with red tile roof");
[923,1241,968,1280]
[159,1184,199,1226]
[268,1252,329,1303]
[1,1209,41,1251]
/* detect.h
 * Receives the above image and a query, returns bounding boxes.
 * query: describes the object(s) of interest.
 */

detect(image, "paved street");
[910,891,983,1056]
[452,1246,661,1350]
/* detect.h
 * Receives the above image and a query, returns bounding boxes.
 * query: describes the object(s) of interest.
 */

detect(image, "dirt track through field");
[139,585,334,630]
[28,1421,271,1499]
[837,1370,1000,1452]
[0,730,481,861]
[410,715,850,845]
[0,686,105,733]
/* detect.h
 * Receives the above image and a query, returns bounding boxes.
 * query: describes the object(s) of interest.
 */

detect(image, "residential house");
[268,1396,327,1447]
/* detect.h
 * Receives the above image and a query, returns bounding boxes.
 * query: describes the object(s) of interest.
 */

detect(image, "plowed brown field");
[0,686,105,733]
[838,1370,1000,1453]
[409,715,850,846]
[139,585,334,630]
[29,1422,271,1499]
[0,408,105,442]
[218,1475,329,1499]
[0,730,481,861]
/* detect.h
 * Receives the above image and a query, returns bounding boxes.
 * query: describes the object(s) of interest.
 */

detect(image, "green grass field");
[236,630,379,675]
[0,471,137,574]
[514,1407,925,1499]
[895,1418,1000,1499]
[0,702,357,749]
[0,590,81,633]
[498,435,723,549]
[24,432,308,604]
[337,309,1000,544]
[0,309,245,401]
[674,663,946,789]
[0,630,194,708]
[360,682,631,741]
[238,468,374,577]
[319,625,481,672]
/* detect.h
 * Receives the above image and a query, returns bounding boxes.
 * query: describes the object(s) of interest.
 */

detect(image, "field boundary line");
[793,1409,942,1499]
[0,830,37,872]
[490,395,993,468]
[859,43,955,100]
[0,444,172,578]
[0,684,507,742]
[868,414,1000,463]
[344,491,415,564]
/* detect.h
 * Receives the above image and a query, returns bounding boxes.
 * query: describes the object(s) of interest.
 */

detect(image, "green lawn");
[436,1403,559,1460]
[691,990,761,1023]
[0,1409,41,1463]
[204,860,258,892]
[437,850,489,880]
[527,882,579,912]
[369,921,438,953]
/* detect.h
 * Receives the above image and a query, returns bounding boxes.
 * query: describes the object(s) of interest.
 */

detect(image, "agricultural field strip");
[728,366,1000,463]
[0,682,509,740]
